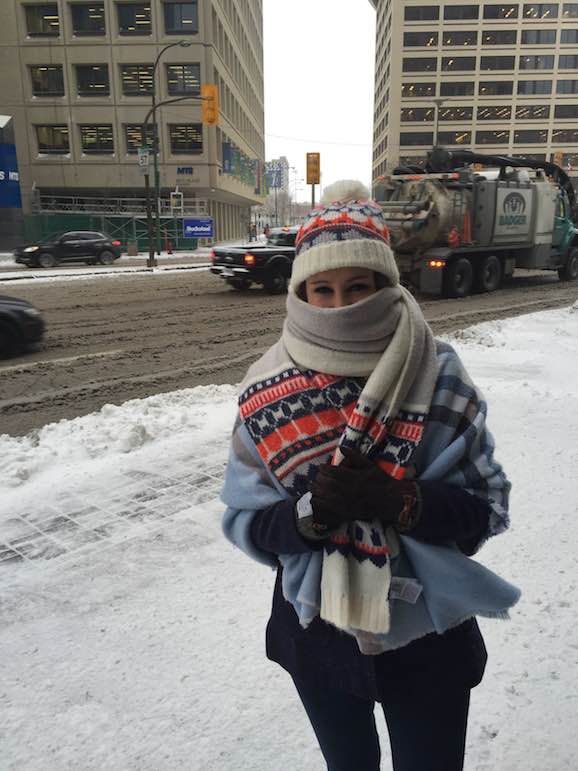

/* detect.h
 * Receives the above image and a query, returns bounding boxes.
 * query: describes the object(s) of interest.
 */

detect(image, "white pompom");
[321,179,370,205]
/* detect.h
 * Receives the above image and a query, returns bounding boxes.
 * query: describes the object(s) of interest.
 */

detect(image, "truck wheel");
[476,255,502,293]
[264,266,288,294]
[443,258,473,298]
[558,248,578,281]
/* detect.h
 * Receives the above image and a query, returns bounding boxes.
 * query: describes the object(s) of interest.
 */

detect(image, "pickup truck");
[210,226,298,293]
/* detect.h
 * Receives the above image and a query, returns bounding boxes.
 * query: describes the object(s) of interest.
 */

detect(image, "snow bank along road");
[1,268,576,435]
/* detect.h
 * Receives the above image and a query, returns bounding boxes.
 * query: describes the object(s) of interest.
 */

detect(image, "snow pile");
[1,305,578,770]
[0,385,237,490]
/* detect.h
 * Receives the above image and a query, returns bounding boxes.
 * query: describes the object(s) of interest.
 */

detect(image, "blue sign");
[0,143,22,209]
[183,218,214,238]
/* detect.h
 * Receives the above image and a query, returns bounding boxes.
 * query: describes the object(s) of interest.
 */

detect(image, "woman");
[222,181,519,771]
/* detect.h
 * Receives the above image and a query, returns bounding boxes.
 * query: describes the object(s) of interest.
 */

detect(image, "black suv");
[14,231,122,268]
[210,227,298,293]
[0,295,45,358]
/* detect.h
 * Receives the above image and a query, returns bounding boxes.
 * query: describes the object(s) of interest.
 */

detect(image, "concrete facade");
[370,0,578,181]
[0,0,265,242]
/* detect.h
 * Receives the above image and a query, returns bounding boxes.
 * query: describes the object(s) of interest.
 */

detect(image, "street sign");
[138,148,150,176]
[183,218,214,239]
[306,152,320,185]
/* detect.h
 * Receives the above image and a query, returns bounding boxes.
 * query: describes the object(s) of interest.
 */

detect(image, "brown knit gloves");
[309,447,422,534]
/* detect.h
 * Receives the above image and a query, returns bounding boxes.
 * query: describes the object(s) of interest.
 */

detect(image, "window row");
[35,123,203,155]
[402,54,578,72]
[404,3,578,22]
[400,128,578,145]
[404,28,578,46]
[400,103,578,121]
[402,79,578,96]
[395,152,578,166]
[29,63,201,97]
[24,2,198,37]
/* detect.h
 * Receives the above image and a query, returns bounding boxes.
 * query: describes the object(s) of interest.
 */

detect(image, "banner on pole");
[183,218,214,239]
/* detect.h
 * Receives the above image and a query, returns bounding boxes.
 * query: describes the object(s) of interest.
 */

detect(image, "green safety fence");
[23,214,198,252]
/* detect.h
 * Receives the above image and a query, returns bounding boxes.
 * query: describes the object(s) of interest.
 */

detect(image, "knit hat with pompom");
[290,179,399,293]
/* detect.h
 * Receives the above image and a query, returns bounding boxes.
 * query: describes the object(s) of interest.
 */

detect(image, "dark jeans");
[293,674,470,771]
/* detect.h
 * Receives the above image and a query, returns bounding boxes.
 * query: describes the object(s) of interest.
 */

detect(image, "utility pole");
[433,98,446,147]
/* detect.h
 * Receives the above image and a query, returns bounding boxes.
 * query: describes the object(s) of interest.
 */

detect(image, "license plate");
[221,268,235,277]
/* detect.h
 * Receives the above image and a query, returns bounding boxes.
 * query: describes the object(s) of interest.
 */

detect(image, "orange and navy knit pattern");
[295,200,391,258]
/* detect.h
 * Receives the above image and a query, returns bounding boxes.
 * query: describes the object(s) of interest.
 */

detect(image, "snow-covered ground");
[1,304,578,770]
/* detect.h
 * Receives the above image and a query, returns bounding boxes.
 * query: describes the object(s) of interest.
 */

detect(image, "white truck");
[373,148,578,297]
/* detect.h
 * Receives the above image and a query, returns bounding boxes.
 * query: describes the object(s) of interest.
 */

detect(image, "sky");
[263,0,376,201]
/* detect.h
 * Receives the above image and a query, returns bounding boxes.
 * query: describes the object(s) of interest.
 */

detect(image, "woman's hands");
[309,447,422,534]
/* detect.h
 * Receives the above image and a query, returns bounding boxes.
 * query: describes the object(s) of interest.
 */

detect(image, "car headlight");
[22,307,41,318]
[24,246,40,253]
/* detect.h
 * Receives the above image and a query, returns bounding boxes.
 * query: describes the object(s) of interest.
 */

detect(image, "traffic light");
[201,84,220,126]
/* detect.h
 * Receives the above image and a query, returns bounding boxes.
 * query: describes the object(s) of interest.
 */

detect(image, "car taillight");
[428,260,445,269]
[244,253,256,265]
[210,250,216,262]
[112,240,121,247]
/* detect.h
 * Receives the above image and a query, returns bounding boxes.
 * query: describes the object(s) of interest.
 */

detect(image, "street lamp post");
[150,40,191,257]
[433,98,446,147]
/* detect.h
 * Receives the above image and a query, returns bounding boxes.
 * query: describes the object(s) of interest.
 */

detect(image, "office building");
[0,0,265,245]
[369,1,578,181]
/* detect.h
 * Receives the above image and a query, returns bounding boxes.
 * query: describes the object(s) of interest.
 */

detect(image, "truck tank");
[374,175,473,254]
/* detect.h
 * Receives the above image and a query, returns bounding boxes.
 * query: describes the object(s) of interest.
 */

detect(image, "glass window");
[125,124,154,153]
[523,3,559,17]
[444,5,480,19]
[163,1,198,33]
[25,4,59,36]
[403,57,438,72]
[400,131,434,146]
[483,4,519,18]
[475,130,511,143]
[562,3,578,17]
[120,64,154,95]
[401,82,437,97]
[560,28,578,40]
[404,6,440,20]
[518,79,552,93]
[560,54,578,67]
[554,103,578,117]
[80,124,114,153]
[36,125,69,154]
[71,3,105,35]
[477,105,513,119]
[443,30,478,45]
[516,104,551,118]
[557,78,578,92]
[441,56,476,71]
[117,3,151,35]
[76,65,110,96]
[403,31,439,47]
[437,130,472,144]
[439,106,474,121]
[519,54,555,68]
[482,29,518,43]
[169,124,203,153]
[30,65,64,96]
[441,81,476,96]
[479,80,514,94]
[167,63,201,94]
[400,107,435,122]
[522,28,557,41]
[512,153,547,160]
[552,128,578,142]
[481,55,515,69]
[514,129,549,143]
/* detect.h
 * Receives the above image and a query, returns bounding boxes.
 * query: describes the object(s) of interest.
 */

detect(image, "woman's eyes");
[349,283,372,292]
[314,286,333,294]
[313,284,372,294]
